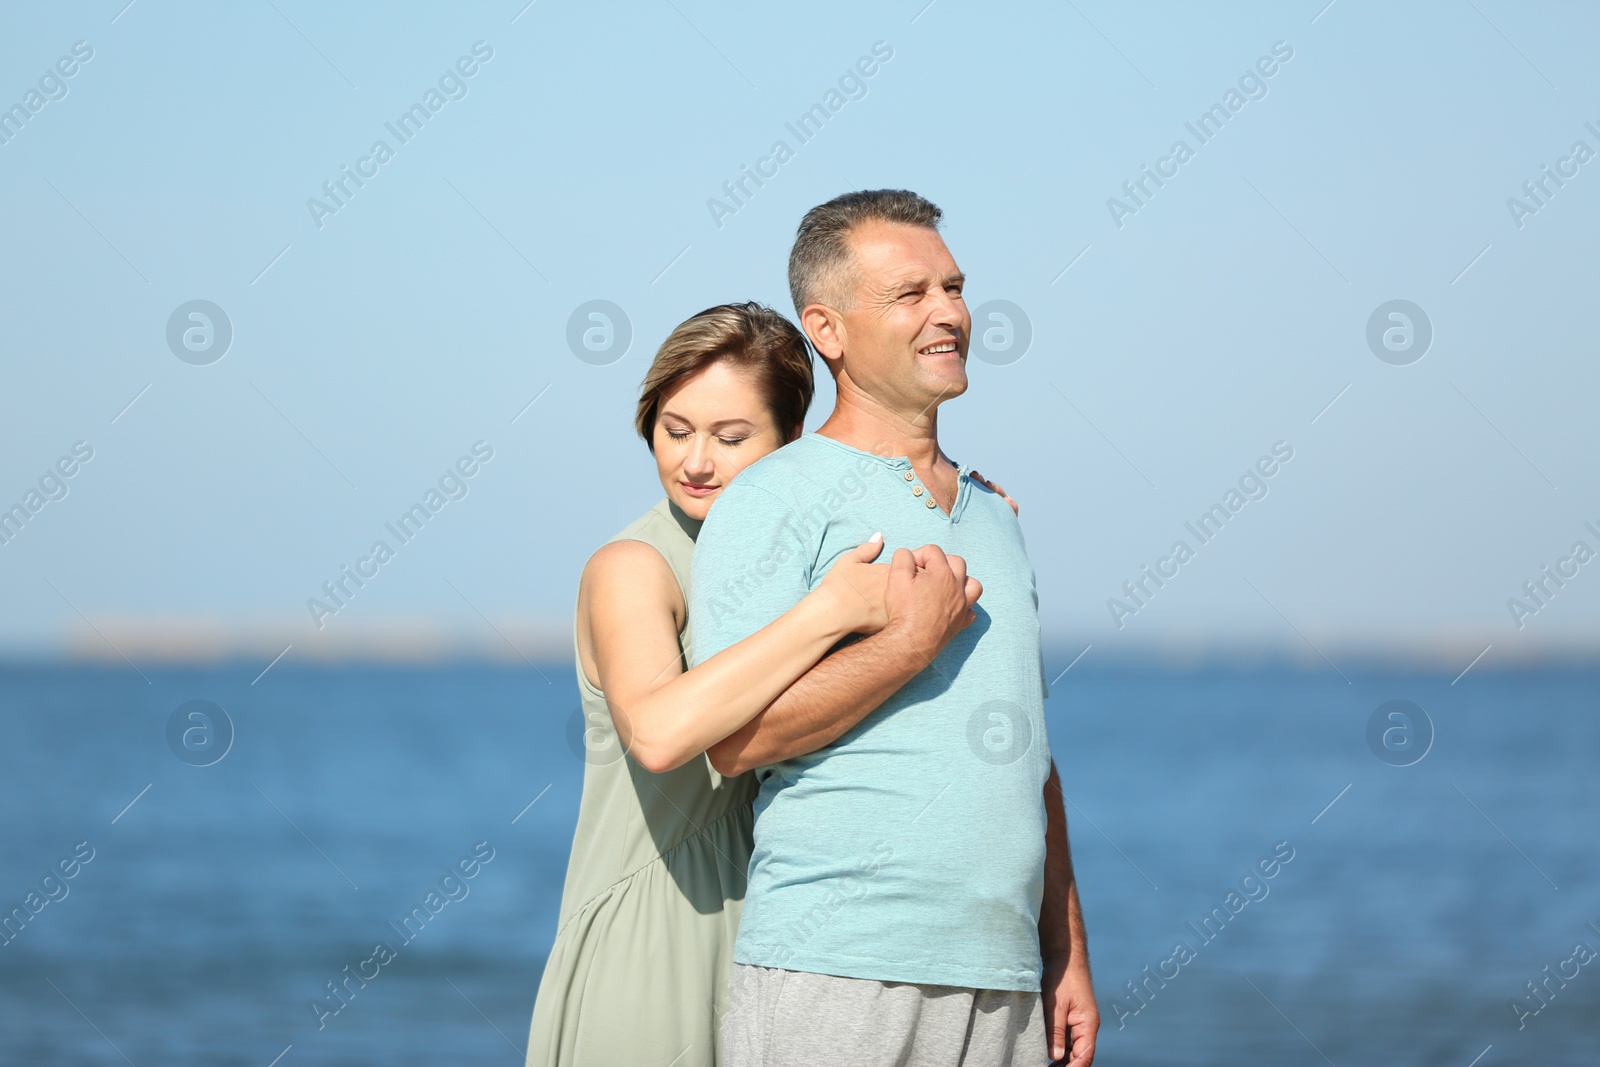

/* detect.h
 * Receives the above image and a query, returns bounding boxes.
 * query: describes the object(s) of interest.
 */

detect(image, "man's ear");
[801,303,846,366]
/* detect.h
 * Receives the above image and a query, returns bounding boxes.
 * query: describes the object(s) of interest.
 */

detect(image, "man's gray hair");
[788,189,943,313]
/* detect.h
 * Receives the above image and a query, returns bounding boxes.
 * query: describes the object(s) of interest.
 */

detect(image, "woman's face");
[652,360,790,520]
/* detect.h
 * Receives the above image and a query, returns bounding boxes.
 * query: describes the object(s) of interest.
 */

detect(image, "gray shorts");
[721,962,1047,1067]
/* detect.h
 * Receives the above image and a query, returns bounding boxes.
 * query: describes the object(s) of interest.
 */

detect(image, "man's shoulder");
[716,434,844,506]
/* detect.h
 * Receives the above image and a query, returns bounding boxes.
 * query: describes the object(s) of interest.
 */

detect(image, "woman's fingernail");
[870,531,883,542]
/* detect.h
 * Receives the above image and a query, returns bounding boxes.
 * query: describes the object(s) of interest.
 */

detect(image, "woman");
[525,302,1013,1065]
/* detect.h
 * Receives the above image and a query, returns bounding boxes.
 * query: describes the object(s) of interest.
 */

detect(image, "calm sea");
[0,660,1594,1066]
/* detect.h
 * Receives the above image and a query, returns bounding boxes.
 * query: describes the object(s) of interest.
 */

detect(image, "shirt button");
[925,498,937,508]
[912,485,924,497]
[903,471,915,481]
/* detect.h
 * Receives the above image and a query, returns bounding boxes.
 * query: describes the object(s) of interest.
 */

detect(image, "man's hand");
[880,544,980,664]
[1042,954,1098,1066]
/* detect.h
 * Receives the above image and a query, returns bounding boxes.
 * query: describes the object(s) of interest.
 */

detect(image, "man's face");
[832,220,970,413]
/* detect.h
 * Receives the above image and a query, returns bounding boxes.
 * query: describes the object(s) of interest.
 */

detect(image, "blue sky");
[2,0,1596,671]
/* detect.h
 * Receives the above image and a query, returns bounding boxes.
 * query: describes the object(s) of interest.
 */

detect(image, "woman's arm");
[706,543,979,776]
[702,478,1011,776]
[582,535,889,773]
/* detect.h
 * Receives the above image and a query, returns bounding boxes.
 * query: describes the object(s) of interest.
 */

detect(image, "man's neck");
[815,392,948,470]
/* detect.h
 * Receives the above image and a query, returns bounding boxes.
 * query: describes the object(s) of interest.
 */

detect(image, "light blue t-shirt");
[689,431,1052,991]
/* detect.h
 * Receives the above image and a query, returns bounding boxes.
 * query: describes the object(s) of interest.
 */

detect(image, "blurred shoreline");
[1,615,1594,672]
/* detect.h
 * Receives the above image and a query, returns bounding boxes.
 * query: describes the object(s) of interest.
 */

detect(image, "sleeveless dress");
[526,497,758,1066]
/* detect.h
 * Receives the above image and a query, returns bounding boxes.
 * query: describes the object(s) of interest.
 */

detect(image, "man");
[691,189,1098,1065]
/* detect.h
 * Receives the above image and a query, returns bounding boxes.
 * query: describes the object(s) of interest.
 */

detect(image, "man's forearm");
[706,627,926,776]
[1041,761,1089,966]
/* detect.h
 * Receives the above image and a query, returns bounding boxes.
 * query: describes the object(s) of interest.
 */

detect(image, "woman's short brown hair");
[634,302,814,451]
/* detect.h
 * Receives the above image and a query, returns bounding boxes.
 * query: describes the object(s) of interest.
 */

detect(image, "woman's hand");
[969,469,1018,516]
[816,533,891,635]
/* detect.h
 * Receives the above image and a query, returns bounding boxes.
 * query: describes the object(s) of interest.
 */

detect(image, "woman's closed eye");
[666,430,748,446]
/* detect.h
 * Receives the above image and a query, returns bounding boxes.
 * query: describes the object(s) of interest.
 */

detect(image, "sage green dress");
[526,497,758,1066]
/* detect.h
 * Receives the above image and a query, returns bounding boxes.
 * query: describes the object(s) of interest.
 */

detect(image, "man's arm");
[706,544,978,777]
[706,626,918,777]
[1041,760,1098,1066]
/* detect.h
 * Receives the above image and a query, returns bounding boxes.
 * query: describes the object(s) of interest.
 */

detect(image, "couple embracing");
[526,190,1099,1066]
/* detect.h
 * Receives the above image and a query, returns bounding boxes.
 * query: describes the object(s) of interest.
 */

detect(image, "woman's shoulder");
[579,540,682,638]
[585,536,672,580]
[583,502,680,586]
